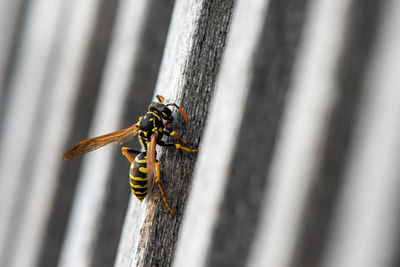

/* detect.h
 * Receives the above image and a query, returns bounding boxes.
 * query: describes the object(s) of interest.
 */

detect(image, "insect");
[63,95,198,215]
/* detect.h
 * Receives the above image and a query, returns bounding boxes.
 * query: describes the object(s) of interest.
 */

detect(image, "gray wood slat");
[115,0,233,266]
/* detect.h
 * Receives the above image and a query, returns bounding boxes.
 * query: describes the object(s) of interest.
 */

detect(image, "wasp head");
[149,102,173,122]
[149,95,189,124]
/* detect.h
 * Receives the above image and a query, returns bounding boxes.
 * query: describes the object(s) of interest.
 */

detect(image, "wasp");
[63,95,198,215]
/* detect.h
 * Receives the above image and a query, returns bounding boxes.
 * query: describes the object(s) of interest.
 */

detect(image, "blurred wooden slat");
[89,0,174,266]
[0,0,116,266]
[246,0,354,266]
[6,0,107,266]
[58,1,174,267]
[0,0,66,266]
[0,0,27,123]
[36,0,121,266]
[322,0,400,266]
[287,1,384,266]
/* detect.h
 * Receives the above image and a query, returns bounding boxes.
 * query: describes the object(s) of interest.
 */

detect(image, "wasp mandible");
[63,95,198,215]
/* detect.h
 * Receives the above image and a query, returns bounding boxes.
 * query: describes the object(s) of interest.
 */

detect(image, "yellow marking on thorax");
[149,112,161,121]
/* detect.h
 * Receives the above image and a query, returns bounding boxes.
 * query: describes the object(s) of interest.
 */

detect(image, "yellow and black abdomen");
[129,152,148,201]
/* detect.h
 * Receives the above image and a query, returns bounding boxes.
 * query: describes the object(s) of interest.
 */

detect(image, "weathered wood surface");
[1,0,400,267]
[114,0,233,266]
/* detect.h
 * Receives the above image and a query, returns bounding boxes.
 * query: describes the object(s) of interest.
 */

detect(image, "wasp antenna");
[156,95,165,103]
[167,103,188,122]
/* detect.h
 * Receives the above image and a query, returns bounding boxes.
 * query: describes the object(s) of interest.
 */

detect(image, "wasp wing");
[63,123,139,160]
[146,131,158,193]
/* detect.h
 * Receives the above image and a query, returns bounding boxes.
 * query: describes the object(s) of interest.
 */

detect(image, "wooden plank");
[114,0,233,266]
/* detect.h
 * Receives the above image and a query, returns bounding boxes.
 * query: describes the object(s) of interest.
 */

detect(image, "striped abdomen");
[129,152,148,201]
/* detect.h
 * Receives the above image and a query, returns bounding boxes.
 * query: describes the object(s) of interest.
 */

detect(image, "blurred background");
[0,0,175,266]
[1,0,400,267]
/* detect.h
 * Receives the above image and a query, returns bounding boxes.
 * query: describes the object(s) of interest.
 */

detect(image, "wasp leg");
[121,147,141,164]
[155,161,175,216]
[163,130,188,145]
[166,103,188,122]
[157,140,199,152]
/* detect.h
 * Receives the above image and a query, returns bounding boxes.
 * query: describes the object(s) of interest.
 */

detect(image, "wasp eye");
[160,106,172,120]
